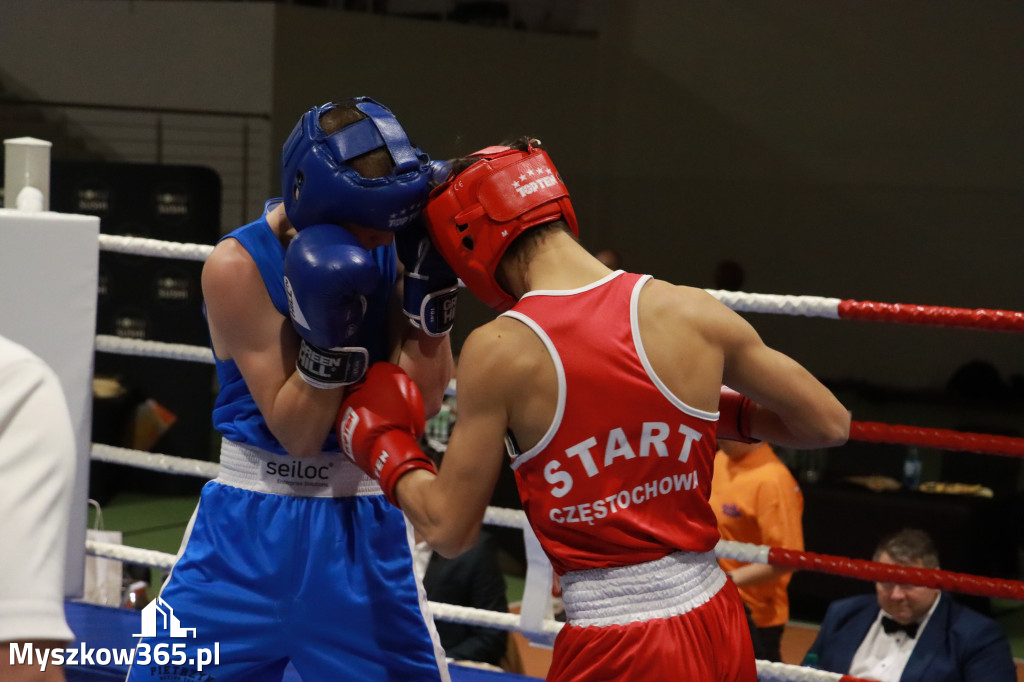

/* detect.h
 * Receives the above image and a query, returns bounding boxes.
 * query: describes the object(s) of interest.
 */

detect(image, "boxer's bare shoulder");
[462,315,549,384]
[641,279,726,318]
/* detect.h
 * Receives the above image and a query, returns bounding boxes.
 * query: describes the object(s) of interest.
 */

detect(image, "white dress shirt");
[849,593,941,681]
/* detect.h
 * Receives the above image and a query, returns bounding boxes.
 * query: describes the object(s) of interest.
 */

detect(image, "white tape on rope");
[86,539,177,570]
[706,289,842,319]
[482,506,528,529]
[94,335,215,364]
[755,661,845,682]
[715,539,772,565]
[99,234,213,262]
[91,443,220,478]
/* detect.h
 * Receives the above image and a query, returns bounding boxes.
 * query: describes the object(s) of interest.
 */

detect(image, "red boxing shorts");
[548,554,756,681]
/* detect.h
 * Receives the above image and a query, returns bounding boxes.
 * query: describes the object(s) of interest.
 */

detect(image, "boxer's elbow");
[421,516,480,559]
[813,405,851,448]
[430,527,479,559]
[397,471,480,557]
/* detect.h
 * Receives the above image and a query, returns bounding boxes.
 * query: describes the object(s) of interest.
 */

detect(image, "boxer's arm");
[395,324,509,557]
[202,238,343,457]
[388,266,454,419]
[693,290,849,448]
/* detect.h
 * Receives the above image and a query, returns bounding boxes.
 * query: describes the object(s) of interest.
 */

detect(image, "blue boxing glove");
[284,224,381,388]
[396,221,458,336]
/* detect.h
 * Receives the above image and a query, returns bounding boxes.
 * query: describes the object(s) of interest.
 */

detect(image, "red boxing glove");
[718,387,756,443]
[336,363,437,507]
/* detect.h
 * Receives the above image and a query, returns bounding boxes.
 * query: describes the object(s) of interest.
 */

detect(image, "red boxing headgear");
[423,143,578,312]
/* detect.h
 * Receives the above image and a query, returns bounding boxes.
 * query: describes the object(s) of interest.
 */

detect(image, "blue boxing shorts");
[126,440,449,682]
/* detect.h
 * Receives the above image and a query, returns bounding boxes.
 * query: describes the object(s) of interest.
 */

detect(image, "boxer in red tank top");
[336,139,851,681]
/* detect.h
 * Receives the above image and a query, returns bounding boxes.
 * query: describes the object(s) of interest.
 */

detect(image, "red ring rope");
[850,421,1024,458]
[768,547,1024,600]
[838,300,1024,333]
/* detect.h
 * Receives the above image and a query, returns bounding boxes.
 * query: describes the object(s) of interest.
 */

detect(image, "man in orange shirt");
[710,439,804,662]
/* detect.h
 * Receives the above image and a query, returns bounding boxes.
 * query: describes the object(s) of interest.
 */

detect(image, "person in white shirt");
[0,334,76,682]
[803,528,1016,682]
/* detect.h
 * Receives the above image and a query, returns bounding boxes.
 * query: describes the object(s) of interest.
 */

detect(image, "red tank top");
[504,271,721,574]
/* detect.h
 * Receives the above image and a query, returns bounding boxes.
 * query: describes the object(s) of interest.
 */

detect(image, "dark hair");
[319,100,393,179]
[873,528,940,569]
[447,135,536,177]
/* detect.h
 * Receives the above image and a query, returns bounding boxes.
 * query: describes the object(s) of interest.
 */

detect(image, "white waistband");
[215,440,383,498]
[560,550,727,627]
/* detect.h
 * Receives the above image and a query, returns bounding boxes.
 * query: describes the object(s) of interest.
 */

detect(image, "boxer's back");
[499,271,722,571]
[498,275,727,454]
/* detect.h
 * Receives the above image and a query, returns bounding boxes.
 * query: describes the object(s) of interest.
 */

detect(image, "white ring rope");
[755,662,846,682]
[96,234,845,321]
[83,539,841,682]
[88,445,775,563]
[704,289,842,319]
[84,539,561,637]
[92,443,220,478]
[94,335,215,364]
[99,234,213,262]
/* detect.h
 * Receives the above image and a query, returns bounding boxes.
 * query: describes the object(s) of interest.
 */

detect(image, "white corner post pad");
[0,209,100,598]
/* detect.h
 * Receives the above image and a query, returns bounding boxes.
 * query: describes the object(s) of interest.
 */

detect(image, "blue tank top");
[209,202,398,455]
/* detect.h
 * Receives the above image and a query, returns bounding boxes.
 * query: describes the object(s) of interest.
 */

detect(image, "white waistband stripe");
[216,440,382,498]
[559,550,726,627]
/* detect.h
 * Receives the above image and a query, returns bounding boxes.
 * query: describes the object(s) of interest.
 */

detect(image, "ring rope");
[768,547,1024,601]
[92,443,220,478]
[99,234,213,262]
[89,445,1024,600]
[706,290,843,320]
[94,335,215,364]
[90,444,524,529]
[97,234,1024,333]
[717,541,1024,601]
[84,539,559,636]
[89,335,1024,457]
[836,299,1024,333]
[850,421,1024,458]
[81,539,910,682]
[91,334,1024,457]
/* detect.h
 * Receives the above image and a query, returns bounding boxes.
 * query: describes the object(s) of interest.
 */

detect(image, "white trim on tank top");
[629,275,719,422]
[501,272,716,468]
[499,310,566,471]
[517,269,625,300]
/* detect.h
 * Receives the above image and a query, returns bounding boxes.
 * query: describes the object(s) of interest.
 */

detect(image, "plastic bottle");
[902,447,922,490]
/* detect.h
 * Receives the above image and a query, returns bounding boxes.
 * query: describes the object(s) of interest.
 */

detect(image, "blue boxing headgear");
[280,97,434,232]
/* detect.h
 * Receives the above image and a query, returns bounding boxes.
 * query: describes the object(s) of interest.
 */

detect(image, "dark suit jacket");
[423,532,509,667]
[802,593,1016,682]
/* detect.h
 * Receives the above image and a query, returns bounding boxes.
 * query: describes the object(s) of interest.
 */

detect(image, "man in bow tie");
[802,528,1016,682]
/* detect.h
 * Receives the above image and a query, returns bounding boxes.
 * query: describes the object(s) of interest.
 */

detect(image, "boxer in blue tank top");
[127,99,457,682]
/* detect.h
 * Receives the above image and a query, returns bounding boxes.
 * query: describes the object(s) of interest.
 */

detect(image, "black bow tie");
[882,616,920,638]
